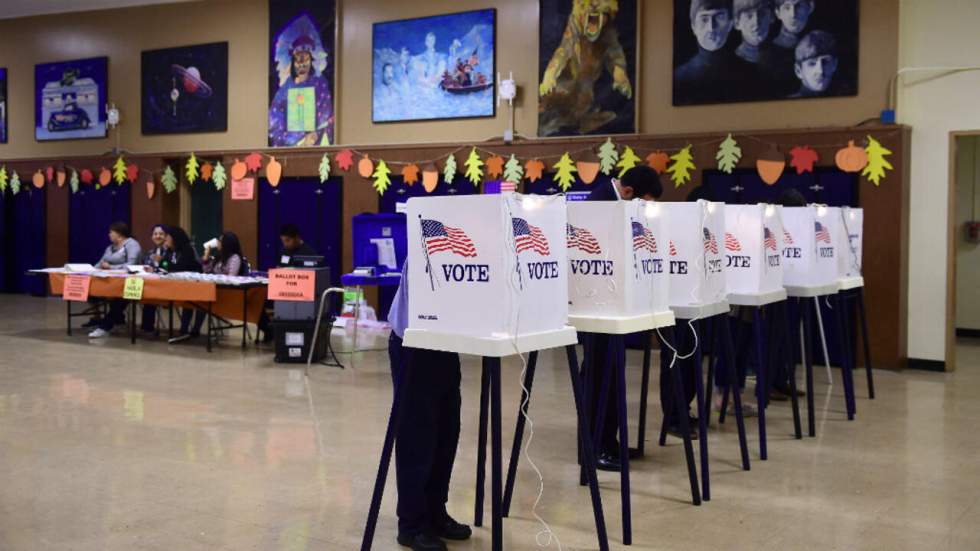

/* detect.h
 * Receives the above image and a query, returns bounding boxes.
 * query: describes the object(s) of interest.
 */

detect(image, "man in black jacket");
[277,223,318,266]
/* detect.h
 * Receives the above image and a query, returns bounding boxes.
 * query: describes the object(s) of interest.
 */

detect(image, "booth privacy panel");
[663,200,727,307]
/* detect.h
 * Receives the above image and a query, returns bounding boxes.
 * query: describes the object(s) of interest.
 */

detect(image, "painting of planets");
[141,42,228,134]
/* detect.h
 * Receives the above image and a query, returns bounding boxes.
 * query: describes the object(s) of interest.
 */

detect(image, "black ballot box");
[273,266,332,321]
[273,319,330,363]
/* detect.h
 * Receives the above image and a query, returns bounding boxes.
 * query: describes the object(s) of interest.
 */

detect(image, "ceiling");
[0,0,198,20]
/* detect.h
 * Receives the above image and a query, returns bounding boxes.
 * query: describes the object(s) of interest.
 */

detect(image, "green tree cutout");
[372,159,392,195]
[503,154,524,183]
[599,138,619,175]
[616,146,641,177]
[10,170,20,195]
[70,169,79,194]
[464,148,484,185]
[185,153,199,184]
[212,162,227,191]
[443,153,457,184]
[0,165,7,193]
[716,134,742,174]
[161,165,178,194]
[318,153,331,183]
[553,152,578,191]
[667,145,696,188]
[113,156,127,185]
[862,136,893,186]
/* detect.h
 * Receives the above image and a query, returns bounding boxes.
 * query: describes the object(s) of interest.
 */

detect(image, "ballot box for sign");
[405,193,575,356]
[781,205,840,291]
[566,200,673,333]
[662,200,727,312]
[723,204,787,305]
[838,207,864,289]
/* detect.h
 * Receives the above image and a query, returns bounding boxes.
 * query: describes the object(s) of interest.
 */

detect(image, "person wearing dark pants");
[387,261,470,551]
[659,324,699,435]
[87,222,143,339]
[140,224,168,333]
[174,232,244,342]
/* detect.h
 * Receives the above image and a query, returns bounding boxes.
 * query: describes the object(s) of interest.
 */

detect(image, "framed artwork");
[0,68,7,143]
[141,42,228,134]
[372,9,496,123]
[35,56,108,141]
[269,0,336,147]
[538,0,637,137]
[672,0,859,106]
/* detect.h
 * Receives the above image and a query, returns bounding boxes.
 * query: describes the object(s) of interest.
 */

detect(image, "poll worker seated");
[171,232,245,343]
[387,260,471,551]
[139,224,168,334]
[145,226,203,344]
[86,222,143,339]
[587,165,663,472]
[257,224,319,342]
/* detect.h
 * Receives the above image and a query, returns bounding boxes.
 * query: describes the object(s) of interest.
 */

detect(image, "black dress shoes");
[438,516,472,541]
[596,451,621,472]
[397,533,447,551]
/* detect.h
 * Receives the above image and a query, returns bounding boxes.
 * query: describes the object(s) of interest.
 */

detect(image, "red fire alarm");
[966,221,980,243]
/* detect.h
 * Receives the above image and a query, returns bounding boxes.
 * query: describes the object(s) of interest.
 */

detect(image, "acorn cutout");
[32,171,46,189]
[56,169,66,187]
[146,180,156,199]
[577,161,600,185]
[421,163,439,193]
[358,154,374,178]
[230,159,248,181]
[756,146,785,185]
[835,140,868,173]
[266,156,282,187]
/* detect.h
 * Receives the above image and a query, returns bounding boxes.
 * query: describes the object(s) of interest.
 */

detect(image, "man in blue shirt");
[387,261,471,551]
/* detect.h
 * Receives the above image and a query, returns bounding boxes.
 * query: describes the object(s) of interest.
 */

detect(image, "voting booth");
[566,200,670,323]
[781,205,840,289]
[405,194,573,354]
[723,204,786,298]
[662,200,727,308]
[840,207,863,280]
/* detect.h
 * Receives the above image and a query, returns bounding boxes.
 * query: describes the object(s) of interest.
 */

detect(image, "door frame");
[947,130,980,371]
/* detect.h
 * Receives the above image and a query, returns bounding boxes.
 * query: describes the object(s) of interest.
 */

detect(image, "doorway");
[950,133,980,370]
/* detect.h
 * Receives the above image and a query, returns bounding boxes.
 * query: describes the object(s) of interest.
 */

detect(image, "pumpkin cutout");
[56,170,66,187]
[230,159,247,181]
[835,140,868,173]
[32,171,45,189]
[266,156,283,187]
[646,151,670,174]
[422,164,439,193]
[98,167,112,187]
[146,180,156,199]
[756,146,785,185]
[576,161,600,184]
[358,155,374,178]
[45,166,55,183]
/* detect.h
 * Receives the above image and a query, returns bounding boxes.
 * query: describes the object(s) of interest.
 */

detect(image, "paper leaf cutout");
[443,153,457,184]
[503,154,524,183]
[10,171,20,195]
[244,152,263,173]
[318,154,331,183]
[616,146,642,177]
[553,153,578,191]
[161,165,178,194]
[70,170,79,193]
[200,162,213,182]
[667,145,696,188]
[372,159,392,195]
[112,156,127,185]
[464,147,484,185]
[716,134,742,174]
[598,138,619,175]
[0,166,7,192]
[862,136,893,186]
[212,162,227,190]
[46,166,55,183]
[485,155,504,179]
[402,163,420,185]
[646,151,669,174]
[525,159,544,183]
[789,146,819,175]
[185,153,199,184]
[80,169,93,185]
[126,163,139,183]
[336,149,354,171]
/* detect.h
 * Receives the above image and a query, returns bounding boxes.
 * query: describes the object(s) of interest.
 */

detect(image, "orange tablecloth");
[48,274,267,323]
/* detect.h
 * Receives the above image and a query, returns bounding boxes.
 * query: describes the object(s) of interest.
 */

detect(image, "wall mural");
[35,57,108,142]
[141,42,228,135]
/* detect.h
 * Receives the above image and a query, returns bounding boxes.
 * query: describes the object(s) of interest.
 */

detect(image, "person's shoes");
[437,516,472,541]
[666,416,699,439]
[396,533,446,551]
[768,388,790,401]
[87,328,109,338]
[596,451,621,472]
[261,330,274,344]
[82,318,101,328]
[775,384,805,397]
[168,333,192,344]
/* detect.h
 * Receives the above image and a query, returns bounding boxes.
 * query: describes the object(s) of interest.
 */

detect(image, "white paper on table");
[64,263,96,273]
[370,238,397,270]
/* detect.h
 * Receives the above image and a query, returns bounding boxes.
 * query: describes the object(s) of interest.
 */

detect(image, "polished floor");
[1,295,978,550]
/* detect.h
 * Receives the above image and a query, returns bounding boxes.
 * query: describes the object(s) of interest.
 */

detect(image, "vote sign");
[723,204,785,296]
[662,200,727,307]
[781,205,840,287]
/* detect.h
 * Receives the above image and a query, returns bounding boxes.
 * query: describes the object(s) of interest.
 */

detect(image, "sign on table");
[123,277,145,300]
[63,274,92,301]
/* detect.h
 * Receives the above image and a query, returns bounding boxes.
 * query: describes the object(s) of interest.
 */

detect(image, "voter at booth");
[85,222,143,339]
[386,260,472,551]
[586,165,663,471]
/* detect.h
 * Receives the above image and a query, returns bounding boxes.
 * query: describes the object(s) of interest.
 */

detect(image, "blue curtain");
[2,186,47,295]
[69,185,131,264]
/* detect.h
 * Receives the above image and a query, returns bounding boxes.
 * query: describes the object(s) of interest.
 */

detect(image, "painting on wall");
[672,0,859,106]
[0,68,7,144]
[35,57,108,141]
[372,9,496,123]
[141,42,228,135]
[538,0,637,137]
[269,0,336,147]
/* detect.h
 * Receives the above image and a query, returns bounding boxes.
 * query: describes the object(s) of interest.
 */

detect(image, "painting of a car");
[47,102,91,132]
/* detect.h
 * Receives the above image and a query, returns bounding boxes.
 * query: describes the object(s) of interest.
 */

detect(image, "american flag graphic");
[421,219,477,257]
[631,220,657,253]
[669,240,678,257]
[703,228,719,254]
[783,229,794,245]
[501,181,518,193]
[566,224,602,254]
[512,218,551,255]
[724,232,742,252]
[763,227,778,251]
[815,221,831,244]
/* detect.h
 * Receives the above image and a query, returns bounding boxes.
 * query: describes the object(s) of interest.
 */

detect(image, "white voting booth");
[723,204,787,305]
[662,200,728,318]
[781,205,841,294]
[566,200,673,333]
[839,207,864,289]
[404,194,576,356]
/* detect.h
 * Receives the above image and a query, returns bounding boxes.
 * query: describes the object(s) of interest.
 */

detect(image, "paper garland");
[113,156,127,185]
[161,165,178,194]
[485,155,504,179]
[598,138,618,175]
[244,152,263,173]
[402,163,420,185]
[372,159,392,194]
[443,153,457,184]
[200,162,213,182]
[185,153,199,184]
[0,166,7,192]
[70,170,79,193]
[616,146,641,177]
[10,170,20,195]
[464,147,484,185]
[213,162,227,190]
[553,153,578,191]
[863,136,893,185]
[667,145,695,188]
[716,134,741,174]
[318,154,331,183]
[789,146,818,174]
[503,154,523,183]
[525,159,544,183]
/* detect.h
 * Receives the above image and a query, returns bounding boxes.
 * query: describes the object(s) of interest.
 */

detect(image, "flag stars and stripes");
[421,218,478,258]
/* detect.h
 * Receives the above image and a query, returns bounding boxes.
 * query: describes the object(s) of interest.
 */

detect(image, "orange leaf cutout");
[789,146,819,175]
[230,160,247,181]
[98,167,112,187]
[402,164,420,185]
[525,159,545,183]
[357,154,374,178]
[80,169,94,185]
[126,163,139,183]
[244,152,263,173]
[646,151,669,174]
[336,149,354,171]
[200,162,213,182]
[485,155,504,179]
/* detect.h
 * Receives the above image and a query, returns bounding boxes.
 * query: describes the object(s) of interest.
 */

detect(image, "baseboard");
[955,328,980,338]
[907,357,946,372]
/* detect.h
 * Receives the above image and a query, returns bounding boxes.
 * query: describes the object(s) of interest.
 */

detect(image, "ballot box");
[405,194,570,350]
[566,200,671,321]
[781,205,840,288]
[662,200,727,308]
[723,204,785,297]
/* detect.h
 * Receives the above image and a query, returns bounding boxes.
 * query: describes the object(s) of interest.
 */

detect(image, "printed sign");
[123,277,145,300]
[268,269,315,301]
[63,274,92,301]
[231,177,255,200]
